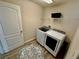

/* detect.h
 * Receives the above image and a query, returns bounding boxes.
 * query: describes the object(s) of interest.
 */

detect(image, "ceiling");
[30,0,69,7]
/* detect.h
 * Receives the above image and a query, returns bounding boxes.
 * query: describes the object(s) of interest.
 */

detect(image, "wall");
[43,0,79,41]
[1,0,43,43]
[20,0,43,43]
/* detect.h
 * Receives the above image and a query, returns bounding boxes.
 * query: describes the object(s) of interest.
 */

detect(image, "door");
[65,27,79,59]
[46,36,57,51]
[0,1,24,53]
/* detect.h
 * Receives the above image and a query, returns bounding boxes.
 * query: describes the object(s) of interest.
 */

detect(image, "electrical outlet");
[72,51,75,57]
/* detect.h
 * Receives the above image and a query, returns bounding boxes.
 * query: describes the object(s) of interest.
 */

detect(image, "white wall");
[1,0,43,43]
[20,0,43,42]
[43,0,79,40]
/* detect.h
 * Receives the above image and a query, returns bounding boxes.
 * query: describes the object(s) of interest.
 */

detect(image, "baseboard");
[24,37,36,44]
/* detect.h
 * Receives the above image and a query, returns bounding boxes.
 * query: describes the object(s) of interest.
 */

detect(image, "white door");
[65,27,79,59]
[0,1,24,53]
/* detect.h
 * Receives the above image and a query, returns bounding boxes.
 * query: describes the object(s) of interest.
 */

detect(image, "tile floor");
[0,40,64,59]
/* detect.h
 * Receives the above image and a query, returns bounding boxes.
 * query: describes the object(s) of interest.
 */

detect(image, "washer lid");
[46,30,66,40]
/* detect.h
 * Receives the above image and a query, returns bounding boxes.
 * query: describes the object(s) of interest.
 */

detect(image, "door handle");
[20,30,23,33]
